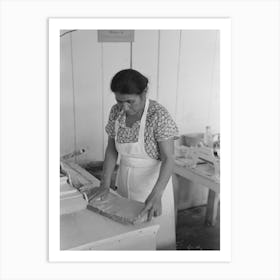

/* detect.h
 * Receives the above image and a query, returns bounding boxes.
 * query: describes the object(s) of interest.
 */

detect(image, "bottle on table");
[203,126,213,147]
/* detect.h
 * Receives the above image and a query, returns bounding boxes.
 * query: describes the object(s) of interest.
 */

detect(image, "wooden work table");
[173,158,220,226]
[60,161,159,250]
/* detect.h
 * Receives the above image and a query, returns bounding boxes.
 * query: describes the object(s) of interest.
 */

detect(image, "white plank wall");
[60,34,75,157]
[210,31,220,133]
[71,30,104,163]
[157,30,181,120]
[132,30,159,101]
[176,30,220,134]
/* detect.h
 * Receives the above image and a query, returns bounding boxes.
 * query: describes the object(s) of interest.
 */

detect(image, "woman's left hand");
[139,192,163,222]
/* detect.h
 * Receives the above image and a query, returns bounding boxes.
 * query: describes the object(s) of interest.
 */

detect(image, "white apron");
[115,98,176,250]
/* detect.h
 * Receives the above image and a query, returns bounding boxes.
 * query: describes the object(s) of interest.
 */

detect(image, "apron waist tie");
[120,156,160,168]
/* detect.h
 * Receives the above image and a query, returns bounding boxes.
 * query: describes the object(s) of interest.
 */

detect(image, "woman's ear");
[140,90,147,101]
[141,87,148,99]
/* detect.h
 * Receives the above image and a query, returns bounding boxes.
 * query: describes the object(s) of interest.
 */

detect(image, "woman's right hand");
[88,186,110,202]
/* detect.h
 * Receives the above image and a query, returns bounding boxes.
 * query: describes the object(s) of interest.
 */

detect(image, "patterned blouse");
[105,99,179,160]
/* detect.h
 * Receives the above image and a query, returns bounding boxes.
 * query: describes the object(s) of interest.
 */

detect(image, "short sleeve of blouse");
[105,104,119,138]
[153,105,179,141]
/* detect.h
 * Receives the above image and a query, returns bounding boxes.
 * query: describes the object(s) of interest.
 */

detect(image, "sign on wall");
[97,30,134,42]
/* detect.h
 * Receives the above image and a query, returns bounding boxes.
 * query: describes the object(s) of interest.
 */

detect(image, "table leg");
[205,190,220,226]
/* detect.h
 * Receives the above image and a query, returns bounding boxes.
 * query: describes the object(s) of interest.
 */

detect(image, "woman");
[98,69,179,250]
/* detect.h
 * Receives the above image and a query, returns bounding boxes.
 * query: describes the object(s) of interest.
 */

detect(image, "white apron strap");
[138,97,149,144]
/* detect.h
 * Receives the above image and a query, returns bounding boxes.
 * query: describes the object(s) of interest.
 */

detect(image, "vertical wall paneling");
[132,30,159,101]
[60,33,75,157]
[175,31,182,124]
[157,30,181,120]
[102,43,130,157]
[176,30,220,134]
[71,30,103,163]
[156,31,160,102]
[100,43,105,158]
[209,31,220,133]
[69,33,78,162]
[130,42,133,68]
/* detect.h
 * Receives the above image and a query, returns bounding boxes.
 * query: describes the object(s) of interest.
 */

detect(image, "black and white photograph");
[1,1,279,279]
[53,18,231,260]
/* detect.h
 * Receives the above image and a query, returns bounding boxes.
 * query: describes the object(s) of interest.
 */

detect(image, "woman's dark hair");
[110,69,148,95]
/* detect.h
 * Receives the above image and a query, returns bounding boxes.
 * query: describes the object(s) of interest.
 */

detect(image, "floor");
[176,204,220,250]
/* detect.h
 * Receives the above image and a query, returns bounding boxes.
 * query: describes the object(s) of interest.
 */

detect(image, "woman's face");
[114,92,146,116]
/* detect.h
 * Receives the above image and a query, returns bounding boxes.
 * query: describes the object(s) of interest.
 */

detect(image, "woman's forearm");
[101,138,118,188]
[151,156,174,197]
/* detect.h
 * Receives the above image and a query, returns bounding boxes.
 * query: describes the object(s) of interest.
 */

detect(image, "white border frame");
[49,18,231,262]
